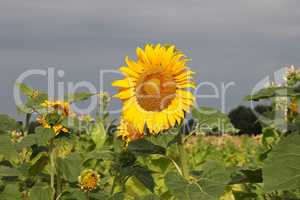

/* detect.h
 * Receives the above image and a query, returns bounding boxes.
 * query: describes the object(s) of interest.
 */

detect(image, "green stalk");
[110,175,117,195]
[24,113,32,136]
[49,140,56,200]
[56,170,62,198]
[177,131,189,179]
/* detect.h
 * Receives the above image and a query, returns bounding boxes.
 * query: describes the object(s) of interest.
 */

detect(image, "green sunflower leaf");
[263,133,300,192]
[0,184,22,200]
[128,139,166,155]
[165,161,232,200]
[0,134,19,162]
[0,114,20,132]
[56,153,83,183]
[28,184,54,200]
[67,92,95,103]
[34,127,55,146]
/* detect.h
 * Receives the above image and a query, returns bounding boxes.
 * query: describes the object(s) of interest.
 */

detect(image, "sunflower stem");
[56,169,62,198]
[86,191,90,200]
[110,175,117,195]
[177,131,189,179]
[49,139,56,200]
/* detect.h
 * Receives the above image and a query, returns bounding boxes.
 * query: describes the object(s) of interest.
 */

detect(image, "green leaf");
[263,133,300,192]
[135,194,161,200]
[147,134,177,149]
[29,152,49,176]
[89,191,109,199]
[0,184,22,200]
[16,134,36,150]
[229,168,263,184]
[53,138,74,158]
[28,184,53,200]
[0,134,18,162]
[232,191,258,200]
[192,107,237,133]
[17,128,54,149]
[244,87,277,101]
[165,172,201,200]
[131,166,155,192]
[84,150,116,163]
[197,161,233,200]
[89,122,106,150]
[108,192,124,200]
[61,188,85,200]
[261,127,281,149]
[165,161,232,200]
[0,166,20,177]
[61,117,81,132]
[16,83,47,111]
[57,153,82,182]
[68,92,95,103]
[245,86,300,101]
[34,127,55,146]
[165,172,190,199]
[17,83,36,97]
[0,114,20,132]
[128,139,166,155]
[118,151,136,167]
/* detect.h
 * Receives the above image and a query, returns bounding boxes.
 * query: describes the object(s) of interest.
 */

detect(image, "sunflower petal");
[112,78,135,88]
[177,90,195,100]
[136,47,149,64]
[125,56,144,73]
[167,114,176,127]
[177,82,196,89]
[175,70,194,80]
[120,67,140,78]
[114,88,134,99]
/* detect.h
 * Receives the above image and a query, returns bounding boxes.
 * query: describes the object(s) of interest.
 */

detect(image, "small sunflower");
[112,44,195,134]
[78,169,100,192]
[117,118,144,144]
[41,100,70,116]
[289,98,298,114]
[10,130,23,143]
[37,100,70,135]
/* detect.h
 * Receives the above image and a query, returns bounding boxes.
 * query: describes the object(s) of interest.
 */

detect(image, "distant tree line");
[228,104,272,135]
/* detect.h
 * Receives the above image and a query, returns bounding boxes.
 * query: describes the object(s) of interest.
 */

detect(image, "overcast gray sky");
[1,0,300,117]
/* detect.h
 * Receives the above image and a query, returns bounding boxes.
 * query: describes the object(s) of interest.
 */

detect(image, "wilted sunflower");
[117,118,144,144]
[37,100,70,135]
[78,169,100,192]
[113,44,195,134]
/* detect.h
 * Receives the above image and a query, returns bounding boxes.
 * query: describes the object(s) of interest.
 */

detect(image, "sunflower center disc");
[143,78,161,95]
[136,73,176,112]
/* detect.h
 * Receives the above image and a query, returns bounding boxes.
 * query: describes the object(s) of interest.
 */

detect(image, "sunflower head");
[10,130,23,143]
[113,44,195,134]
[41,100,70,116]
[37,100,71,135]
[117,118,144,144]
[288,98,298,122]
[78,169,100,192]
[289,100,298,113]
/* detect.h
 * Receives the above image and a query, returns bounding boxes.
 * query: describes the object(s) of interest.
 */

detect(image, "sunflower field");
[0,44,300,200]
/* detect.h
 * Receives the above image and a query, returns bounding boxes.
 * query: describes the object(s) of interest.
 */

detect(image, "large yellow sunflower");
[113,44,195,134]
